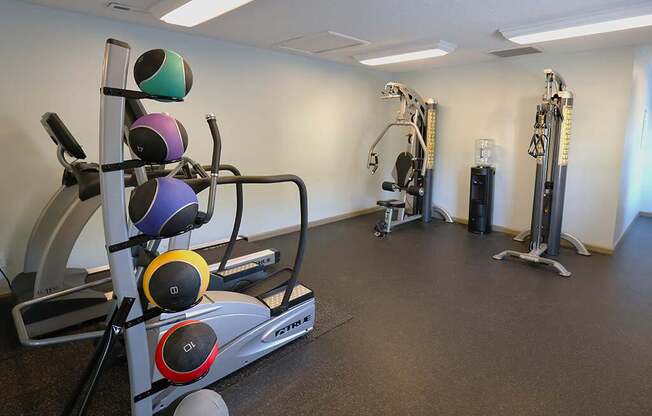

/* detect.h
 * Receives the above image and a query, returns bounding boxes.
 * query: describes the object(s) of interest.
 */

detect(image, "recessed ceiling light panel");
[151,0,255,27]
[355,40,456,66]
[501,3,652,44]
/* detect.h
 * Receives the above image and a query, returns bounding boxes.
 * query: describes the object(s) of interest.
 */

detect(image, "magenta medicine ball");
[129,113,188,163]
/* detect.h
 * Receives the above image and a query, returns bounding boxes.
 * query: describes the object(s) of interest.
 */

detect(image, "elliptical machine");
[11,101,281,339]
[493,69,591,277]
[10,112,115,338]
[367,82,453,237]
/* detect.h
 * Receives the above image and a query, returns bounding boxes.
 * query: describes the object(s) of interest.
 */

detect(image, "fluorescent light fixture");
[501,4,652,45]
[357,40,456,66]
[360,48,448,66]
[156,0,255,27]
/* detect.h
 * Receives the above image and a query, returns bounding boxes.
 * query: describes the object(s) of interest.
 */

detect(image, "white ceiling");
[23,0,652,72]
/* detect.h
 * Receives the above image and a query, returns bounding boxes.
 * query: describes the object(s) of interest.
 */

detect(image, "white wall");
[0,0,391,277]
[397,47,636,250]
[614,45,652,243]
[637,46,652,214]
[1,0,649,280]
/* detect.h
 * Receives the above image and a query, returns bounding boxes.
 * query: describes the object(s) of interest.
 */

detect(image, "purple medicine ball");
[129,177,198,237]
[129,113,188,163]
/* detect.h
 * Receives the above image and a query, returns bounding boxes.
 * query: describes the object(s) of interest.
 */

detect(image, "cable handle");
[367,152,379,174]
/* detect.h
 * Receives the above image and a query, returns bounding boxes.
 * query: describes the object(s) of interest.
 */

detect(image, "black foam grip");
[382,181,396,192]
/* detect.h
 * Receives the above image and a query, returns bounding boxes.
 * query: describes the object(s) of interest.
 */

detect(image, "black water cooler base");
[469,199,490,234]
[468,166,495,234]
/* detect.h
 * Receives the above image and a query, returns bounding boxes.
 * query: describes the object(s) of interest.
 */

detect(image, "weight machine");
[367,82,453,236]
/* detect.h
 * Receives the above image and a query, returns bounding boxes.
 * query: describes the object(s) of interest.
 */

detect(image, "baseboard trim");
[200,209,615,255]
[247,206,383,242]
[453,217,520,236]
[454,217,614,255]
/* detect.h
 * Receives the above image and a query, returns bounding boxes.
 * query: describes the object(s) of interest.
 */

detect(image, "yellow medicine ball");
[142,250,210,312]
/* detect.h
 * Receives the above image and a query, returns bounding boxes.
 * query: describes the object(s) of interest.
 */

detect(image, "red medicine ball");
[155,320,218,384]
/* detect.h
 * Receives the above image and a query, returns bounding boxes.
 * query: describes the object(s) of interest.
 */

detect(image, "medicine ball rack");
[97,38,315,415]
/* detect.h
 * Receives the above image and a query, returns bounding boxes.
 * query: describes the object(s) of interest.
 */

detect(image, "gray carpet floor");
[2,213,652,415]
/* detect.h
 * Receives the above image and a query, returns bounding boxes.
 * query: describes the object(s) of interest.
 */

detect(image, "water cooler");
[468,139,495,234]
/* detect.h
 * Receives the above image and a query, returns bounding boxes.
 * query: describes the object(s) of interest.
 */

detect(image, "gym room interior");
[1,0,652,415]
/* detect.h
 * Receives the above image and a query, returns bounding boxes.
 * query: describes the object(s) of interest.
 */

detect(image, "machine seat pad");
[377,199,406,208]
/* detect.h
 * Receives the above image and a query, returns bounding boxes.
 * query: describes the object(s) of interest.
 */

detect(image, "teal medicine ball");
[134,49,193,99]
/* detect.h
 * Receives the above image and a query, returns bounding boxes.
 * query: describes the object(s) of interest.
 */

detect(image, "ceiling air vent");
[105,2,147,13]
[276,31,369,54]
[489,47,541,58]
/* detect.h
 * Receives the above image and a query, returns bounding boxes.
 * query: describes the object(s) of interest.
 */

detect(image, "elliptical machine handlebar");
[211,174,308,313]
[200,114,222,225]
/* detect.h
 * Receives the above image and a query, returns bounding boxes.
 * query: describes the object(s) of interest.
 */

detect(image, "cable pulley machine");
[493,69,590,277]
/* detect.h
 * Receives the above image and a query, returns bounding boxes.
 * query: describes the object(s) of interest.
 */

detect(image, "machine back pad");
[392,152,415,188]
